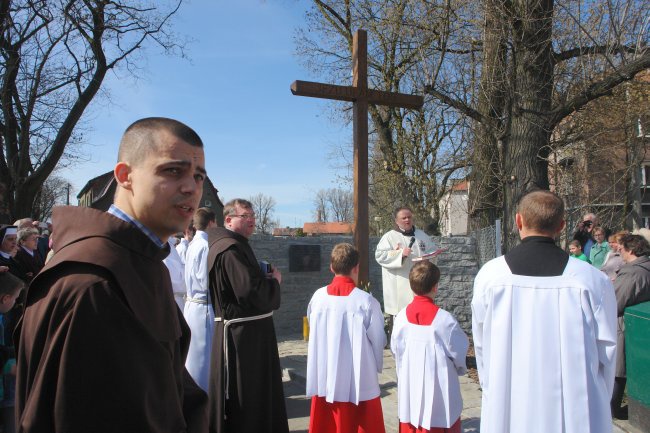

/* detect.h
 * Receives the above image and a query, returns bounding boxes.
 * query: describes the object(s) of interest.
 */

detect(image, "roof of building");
[451,180,469,191]
[272,227,299,237]
[303,222,353,235]
[76,171,115,200]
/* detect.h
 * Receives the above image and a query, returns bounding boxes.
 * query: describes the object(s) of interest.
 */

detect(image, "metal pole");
[495,218,502,257]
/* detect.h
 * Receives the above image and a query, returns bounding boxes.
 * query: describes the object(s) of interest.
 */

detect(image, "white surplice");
[175,238,189,264]
[391,308,468,430]
[375,229,437,315]
[182,230,215,392]
[306,287,386,404]
[163,239,186,310]
[472,256,617,433]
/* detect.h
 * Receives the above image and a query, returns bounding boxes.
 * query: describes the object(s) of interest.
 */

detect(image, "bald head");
[118,117,204,166]
[517,190,565,235]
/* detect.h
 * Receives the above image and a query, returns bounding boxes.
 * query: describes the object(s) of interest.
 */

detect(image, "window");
[642,165,650,187]
[204,200,212,207]
[639,118,650,138]
[643,217,650,229]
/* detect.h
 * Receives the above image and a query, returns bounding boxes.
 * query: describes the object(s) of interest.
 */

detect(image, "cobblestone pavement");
[278,335,636,433]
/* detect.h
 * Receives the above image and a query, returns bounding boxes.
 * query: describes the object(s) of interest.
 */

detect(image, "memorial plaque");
[289,244,321,272]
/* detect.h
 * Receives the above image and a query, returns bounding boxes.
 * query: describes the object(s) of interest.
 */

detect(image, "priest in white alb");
[472,190,617,433]
[376,207,437,316]
[306,243,386,433]
[183,207,216,392]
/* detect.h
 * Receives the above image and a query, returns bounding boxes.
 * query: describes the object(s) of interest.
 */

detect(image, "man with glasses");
[206,199,288,433]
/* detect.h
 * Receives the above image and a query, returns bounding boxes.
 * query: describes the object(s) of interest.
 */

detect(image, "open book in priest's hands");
[411,248,447,261]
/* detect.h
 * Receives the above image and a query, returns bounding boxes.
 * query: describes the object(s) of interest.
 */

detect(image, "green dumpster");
[625,301,650,432]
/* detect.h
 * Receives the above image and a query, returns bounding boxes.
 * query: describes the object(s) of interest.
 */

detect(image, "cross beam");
[291,29,424,285]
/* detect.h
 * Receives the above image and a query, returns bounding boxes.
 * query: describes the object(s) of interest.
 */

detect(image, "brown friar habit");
[206,227,289,433]
[15,206,207,433]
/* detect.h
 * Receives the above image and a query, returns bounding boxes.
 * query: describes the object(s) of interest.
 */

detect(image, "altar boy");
[306,243,386,433]
[391,261,468,433]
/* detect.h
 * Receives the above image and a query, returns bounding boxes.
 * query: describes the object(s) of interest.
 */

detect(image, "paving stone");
[279,337,631,432]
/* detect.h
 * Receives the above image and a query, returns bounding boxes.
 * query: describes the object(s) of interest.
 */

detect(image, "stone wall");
[248,234,479,336]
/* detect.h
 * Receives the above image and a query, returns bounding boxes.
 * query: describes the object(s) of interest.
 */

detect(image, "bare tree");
[550,77,650,237]
[295,0,470,234]
[0,0,187,220]
[312,189,329,222]
[423,0,650,248]
[249,193,277,235]
[31,175,70,222]
[299,0,649,248]
[328,188,353,222]
[0,180,8,223]
[312,188,354,223]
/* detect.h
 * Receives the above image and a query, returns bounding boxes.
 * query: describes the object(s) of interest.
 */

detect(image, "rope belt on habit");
[215,311,273,400]
[184,296,208,305]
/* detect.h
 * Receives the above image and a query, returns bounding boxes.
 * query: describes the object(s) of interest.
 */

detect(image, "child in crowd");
[306,243,386,433]
[569,240,591,263]
[391,261,468,433]
[0,272,23,433]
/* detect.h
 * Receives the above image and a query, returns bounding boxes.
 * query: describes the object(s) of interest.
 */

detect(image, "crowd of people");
[0,219,51,433]
[0,118,290,433]
[569,212,650,419]
[0,117,648,433]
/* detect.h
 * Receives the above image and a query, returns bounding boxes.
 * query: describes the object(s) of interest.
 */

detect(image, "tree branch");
[553,44,640,64]
[313,0,353,44]
[424,86,486,124]
[549,51,650,129]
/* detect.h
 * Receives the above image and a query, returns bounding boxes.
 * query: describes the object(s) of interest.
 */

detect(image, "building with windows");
[549,71,650,235]
[438,179,469,236]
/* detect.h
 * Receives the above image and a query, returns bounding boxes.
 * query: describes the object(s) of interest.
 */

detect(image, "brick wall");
[248,234,479,336]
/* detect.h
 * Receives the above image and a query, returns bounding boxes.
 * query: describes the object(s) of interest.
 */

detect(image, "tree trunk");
[624,91,643,229]
[470,0,508,232]
[467,0,557,249]
[12,182,41,221]
[502,0,555,250]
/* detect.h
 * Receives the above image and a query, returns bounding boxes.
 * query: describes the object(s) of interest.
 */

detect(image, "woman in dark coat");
[13,228,43,283]
[611,234,650,419]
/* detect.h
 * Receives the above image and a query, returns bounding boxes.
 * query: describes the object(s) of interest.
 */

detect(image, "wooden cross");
[291,29,424,285]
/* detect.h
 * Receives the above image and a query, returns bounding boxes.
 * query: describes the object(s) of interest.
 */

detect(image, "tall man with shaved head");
[472,190,617,433]
[16,118,208,432]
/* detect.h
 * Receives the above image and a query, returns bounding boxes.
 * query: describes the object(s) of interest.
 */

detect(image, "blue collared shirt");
[107,205,166,248]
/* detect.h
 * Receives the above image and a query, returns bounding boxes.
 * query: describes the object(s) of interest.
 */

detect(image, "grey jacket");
[615,255,650,316]
[613,255,650,377]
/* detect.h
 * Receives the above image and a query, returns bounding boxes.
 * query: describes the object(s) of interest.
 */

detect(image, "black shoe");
[613,405,628,420]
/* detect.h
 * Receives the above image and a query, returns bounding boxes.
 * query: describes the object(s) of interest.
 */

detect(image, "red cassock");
[308,276,386,433]
[398,296,461,433]
[309,396,385,433]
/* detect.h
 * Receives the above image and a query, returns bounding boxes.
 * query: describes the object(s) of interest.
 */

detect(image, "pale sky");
[59,0,350,227]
